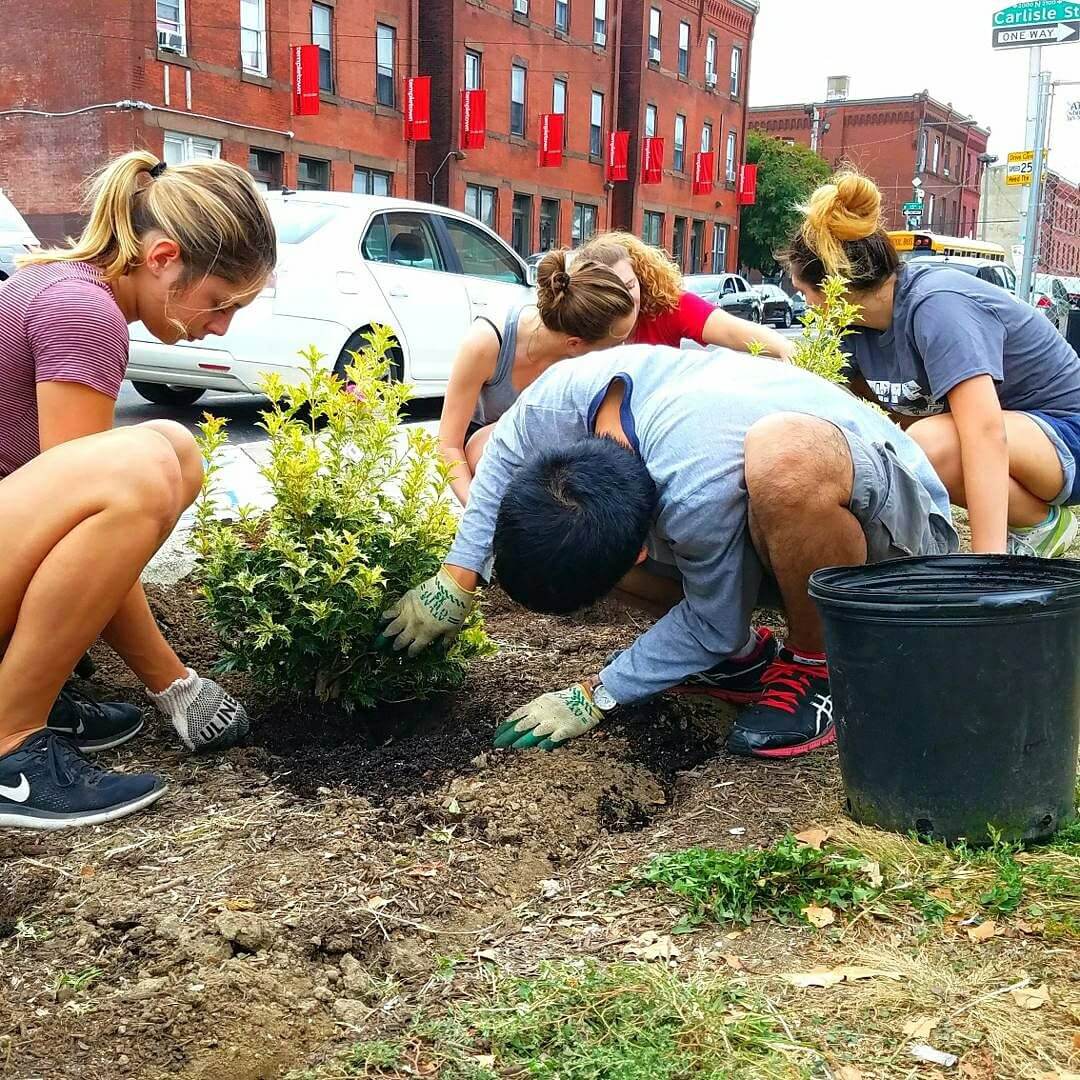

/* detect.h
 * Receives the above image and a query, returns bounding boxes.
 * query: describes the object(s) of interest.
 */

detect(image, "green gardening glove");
[377,568,476,656]
[493,684,604,751]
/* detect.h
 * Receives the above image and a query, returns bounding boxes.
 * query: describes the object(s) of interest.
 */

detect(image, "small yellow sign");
[1006,150,1034,187]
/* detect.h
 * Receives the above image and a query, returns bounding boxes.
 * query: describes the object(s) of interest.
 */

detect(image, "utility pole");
[1018,69,1051,303]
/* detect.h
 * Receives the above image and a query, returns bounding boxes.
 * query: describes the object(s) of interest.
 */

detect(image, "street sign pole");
[1018,69,1052,304]
[1017,45,1041,271]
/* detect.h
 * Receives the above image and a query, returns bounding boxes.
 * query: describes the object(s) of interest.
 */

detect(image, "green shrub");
[789,275,861,384]
[191,328,492,709]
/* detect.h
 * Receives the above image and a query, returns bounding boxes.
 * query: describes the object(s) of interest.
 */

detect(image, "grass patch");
[637,834,882,927]
[300,962,815,1079]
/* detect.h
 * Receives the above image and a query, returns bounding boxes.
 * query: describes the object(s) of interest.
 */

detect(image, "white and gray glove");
[148,668,249,752]
[378,568,476,656]
[493,684,606,751]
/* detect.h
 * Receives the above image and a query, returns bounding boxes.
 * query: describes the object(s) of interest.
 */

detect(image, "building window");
[642,210,663,247]
[967,152,975,186]
[927,192,936,228]
[730,45,742,97]
[712,223,728,273]
[725,130,737,182]
[312,3,333,92]
[690,219,704,272]
[674,114,686,172]
[376,23,396,107]
[648,8,661,60]
[593,0,606,43]
[465,50,482,91]
[512,193,532,258]
[701,122,712,153]
[645,103,657,138]
[466,183,497,228]
[705,35,716,85]
[164,132,220,164]
[943,142,950,177]
[572,203,597,247]
[298,156,330,190]
[555,0,569,33]
[156,0,186,53]
[513,0,529,14]
[353,166,392,196]
[672,216,687,269]
[917,130,927,171]
[932,137,940,174]
[540,197,560,250]
[590,91,604,158]
[511,64,527,137]
[248,146,282,190]
[678,22,690,78]
[240,0,266,74]
[553,77,567,145]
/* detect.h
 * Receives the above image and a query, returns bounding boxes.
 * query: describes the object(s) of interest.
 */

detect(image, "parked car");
[127,192,535,405]
[907,254,1019,295]
[0,189,39,284]
[1033,274,1073,336]
[684,273,761,322]
[754,283,796,328]
[791,291,808,321]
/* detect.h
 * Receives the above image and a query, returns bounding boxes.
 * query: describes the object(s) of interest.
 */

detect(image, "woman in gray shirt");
[785,170,1080,558]
[438,248,637,504]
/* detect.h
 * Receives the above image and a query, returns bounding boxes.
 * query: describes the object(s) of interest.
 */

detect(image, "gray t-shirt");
[844,262,1080,418]
[446,345,953,703]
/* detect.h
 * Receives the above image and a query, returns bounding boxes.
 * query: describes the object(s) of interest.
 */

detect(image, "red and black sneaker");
[667,627,779,704]
[726,647,835,759]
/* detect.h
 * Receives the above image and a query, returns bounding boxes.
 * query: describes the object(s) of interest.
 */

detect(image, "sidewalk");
[146,418,441,585]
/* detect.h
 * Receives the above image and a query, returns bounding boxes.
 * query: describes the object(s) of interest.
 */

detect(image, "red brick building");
[749,90,990,238]
[1038,171,1080,277]
[1,0,756,272]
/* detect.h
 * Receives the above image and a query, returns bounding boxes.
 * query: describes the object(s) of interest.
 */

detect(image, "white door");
[362,211,470,383]
[438,215,532,330]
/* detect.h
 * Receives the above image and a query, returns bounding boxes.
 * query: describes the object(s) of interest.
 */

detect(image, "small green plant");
[54,967,104,994]
[789,275,861,384]
[638,835,881,927]
[192,329,492,709]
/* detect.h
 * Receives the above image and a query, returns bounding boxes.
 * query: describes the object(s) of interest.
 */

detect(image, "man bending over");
[381,345,956,758]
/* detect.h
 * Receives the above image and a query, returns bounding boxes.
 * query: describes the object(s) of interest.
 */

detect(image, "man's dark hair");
[493,436,657,614]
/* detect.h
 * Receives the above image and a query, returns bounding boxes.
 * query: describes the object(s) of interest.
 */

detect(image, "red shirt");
[631,290,714,347]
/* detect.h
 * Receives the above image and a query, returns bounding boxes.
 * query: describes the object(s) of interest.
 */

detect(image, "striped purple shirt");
[0,261,129,477]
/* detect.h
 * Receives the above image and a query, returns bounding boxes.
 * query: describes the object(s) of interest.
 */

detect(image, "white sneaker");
[1007,506,1079,559]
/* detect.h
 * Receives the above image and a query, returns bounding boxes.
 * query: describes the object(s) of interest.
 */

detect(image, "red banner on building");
[537,114,564,167]
[460,89,487,150]
[692,151,715,195]
[290,44,320,116]
[641,136,664,184]
[738,163,758,205]
[404,76,431,141]
[606,130,630,181]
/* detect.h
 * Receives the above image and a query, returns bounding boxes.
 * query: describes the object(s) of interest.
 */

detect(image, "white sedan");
[127,192,535,406]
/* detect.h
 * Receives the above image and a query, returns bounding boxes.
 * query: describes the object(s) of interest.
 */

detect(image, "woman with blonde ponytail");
[785,168,1080,559]
[0,150,276,830]
[439,247,636,504]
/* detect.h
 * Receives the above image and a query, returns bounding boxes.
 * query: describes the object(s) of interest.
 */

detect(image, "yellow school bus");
[888,231,1009,262]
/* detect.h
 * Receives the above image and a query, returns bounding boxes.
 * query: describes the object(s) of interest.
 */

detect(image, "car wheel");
[783,309,793,328]
[131,382,207,407]
[334,327,405,384]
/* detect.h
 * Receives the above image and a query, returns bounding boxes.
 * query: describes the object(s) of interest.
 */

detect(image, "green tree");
[739,130,830,276]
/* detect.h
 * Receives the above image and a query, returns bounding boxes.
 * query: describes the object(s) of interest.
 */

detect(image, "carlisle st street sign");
[992,2,1080,47]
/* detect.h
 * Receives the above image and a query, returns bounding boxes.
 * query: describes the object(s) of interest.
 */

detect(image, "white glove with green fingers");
[377,567,476,656]
[493,681,616,751]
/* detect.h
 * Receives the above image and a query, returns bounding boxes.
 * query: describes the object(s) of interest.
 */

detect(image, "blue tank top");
[471,301,528,427]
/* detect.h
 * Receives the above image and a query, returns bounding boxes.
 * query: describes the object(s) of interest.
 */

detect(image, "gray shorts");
[841,427,958,562]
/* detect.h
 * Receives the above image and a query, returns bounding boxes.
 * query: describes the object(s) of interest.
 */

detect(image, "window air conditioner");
[513,0,528,13]
[594,30,607,46]
[706,72,717,88]
[157,29,184,53]
[649,46,661,62]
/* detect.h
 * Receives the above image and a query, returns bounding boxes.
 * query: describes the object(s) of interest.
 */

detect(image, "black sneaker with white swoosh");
[0,729,166,830]
[47,687,145,754]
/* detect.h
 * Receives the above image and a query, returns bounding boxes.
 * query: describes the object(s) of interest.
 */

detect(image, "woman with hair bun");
[578,231,794,359]
[786,169,1080,558]
[438,248,637,504]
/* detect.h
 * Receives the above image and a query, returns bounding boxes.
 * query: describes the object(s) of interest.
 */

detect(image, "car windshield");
[685,276,722,295]
[269,200,339,244]
[0,193,31,233]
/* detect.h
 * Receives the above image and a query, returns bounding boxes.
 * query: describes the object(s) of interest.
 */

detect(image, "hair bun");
[806,171,881,242]
[551,269,572,293]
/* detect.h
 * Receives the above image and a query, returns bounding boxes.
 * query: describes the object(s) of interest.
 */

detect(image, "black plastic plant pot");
[808,555,1080,844]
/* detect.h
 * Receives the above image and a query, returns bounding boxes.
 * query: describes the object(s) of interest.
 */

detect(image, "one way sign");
[992,20,1080,47]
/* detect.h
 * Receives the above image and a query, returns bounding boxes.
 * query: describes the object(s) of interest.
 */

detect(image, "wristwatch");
[590,681,619,712]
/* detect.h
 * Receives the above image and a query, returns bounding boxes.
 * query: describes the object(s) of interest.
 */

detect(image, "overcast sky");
[748,0,1080,183]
